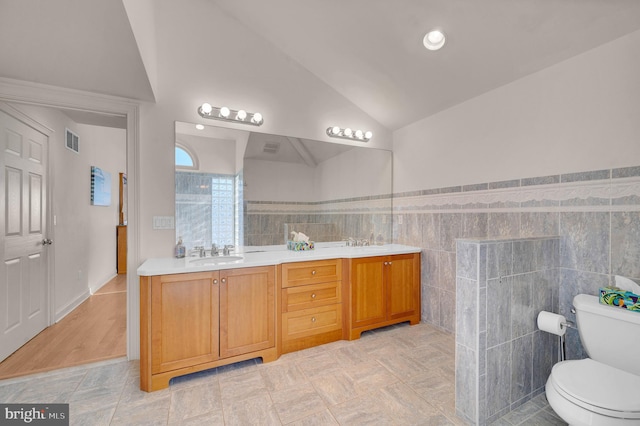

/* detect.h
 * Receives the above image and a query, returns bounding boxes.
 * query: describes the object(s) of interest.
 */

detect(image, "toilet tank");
[573,294,640,376]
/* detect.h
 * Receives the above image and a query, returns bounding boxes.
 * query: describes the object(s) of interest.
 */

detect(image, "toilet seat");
[550,359,640,419]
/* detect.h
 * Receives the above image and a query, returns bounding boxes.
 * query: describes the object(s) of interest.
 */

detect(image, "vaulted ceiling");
[2,0,640,130]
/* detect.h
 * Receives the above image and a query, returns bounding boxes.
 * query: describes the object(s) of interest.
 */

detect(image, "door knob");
[42,239,53,246]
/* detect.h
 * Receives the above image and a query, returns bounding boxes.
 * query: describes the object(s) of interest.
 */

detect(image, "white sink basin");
[189,255,244,265]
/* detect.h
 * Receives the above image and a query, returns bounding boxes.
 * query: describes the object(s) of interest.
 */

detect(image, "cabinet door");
[350,256,387,328]
[219,266,276,358]
[151,272,219,374]
[387,254,420,320]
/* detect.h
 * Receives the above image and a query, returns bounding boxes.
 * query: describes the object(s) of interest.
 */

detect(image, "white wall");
[244,159,315,202]
[11,104,125,320]
[137,0,391,259]
[314,147,392,201]
[79,124,126,294]
[393,30,640,193]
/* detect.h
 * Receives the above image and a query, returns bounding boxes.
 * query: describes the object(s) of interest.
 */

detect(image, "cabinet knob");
[221,278,226,284]
[388,261,392,265]
[311,270,316,275]
[384,261,388,265]
[311,317,316,323]
[213,279,218,284]
[311,293,316,299]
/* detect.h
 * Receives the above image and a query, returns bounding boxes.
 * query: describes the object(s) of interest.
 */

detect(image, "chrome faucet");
[211,244,219,256]
[223,245,234,256]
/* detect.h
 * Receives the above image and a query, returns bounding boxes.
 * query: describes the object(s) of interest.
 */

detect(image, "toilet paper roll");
[537,311,566,336]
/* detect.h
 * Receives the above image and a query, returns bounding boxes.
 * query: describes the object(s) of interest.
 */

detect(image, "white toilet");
[546,294,640,425]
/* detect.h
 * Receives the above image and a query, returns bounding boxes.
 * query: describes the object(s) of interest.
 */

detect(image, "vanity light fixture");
[423,29,446,51]
[198,103,264,126]
[326,126,372,142]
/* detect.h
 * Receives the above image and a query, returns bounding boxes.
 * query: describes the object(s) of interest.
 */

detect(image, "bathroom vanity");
[137,244,420,391]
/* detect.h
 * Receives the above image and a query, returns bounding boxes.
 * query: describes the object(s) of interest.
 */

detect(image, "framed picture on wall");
[91,166,112,206]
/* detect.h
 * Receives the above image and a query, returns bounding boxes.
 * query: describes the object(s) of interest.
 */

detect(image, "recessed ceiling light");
[423,29,446,51]
[195,124,204,130]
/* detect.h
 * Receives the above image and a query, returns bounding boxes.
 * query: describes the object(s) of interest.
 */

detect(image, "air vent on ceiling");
[65,128,79,153]
[263,142,280,154]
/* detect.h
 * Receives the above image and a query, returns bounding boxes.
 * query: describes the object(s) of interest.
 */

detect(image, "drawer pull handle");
[311,317,316,323]
[311,270,316,275]
[311,293,316,299]
[213,279,218,284]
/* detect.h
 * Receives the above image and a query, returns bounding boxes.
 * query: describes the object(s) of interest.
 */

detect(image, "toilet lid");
[551,359,640,418]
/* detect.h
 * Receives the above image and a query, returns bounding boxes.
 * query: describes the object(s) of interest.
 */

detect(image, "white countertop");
[137,243,421,276]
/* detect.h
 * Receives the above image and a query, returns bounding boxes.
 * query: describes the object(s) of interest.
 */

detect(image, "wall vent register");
[65,128,79,153]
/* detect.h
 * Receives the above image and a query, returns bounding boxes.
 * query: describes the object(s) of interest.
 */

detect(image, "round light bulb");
[252,112,263,124]
[344,128,353,137]
[364,131,373,140]
[423,29,446,51]
[195,124,204,130]
[200,103,213,115]
[236,109,247,121]
[219,106,230,118]
[331,126,341,135]
[355,130,364,139]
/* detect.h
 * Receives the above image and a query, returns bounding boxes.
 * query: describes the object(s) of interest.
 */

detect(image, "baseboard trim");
[90,272,118,294]
[55,289,91,323]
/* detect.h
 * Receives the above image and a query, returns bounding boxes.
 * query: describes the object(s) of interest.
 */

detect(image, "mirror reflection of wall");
[175,122,392,250]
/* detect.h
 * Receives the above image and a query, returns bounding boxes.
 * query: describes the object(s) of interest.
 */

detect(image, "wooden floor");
[0,274,127,380]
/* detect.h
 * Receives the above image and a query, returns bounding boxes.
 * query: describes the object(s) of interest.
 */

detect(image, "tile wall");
[393,165,640,361]
[455,237,560,424]
[244,196,393,246]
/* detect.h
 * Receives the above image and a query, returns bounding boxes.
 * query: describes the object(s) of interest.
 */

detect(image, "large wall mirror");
[175,121,392,250]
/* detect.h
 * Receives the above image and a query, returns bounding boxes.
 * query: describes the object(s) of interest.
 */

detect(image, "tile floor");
[0,323,566,425]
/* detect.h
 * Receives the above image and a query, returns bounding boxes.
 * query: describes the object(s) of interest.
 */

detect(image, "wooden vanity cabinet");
[280,259,345,353]
[147,272,220,376]
[348,253,420,339]
[220,266,276,358]
[140,265,277,392]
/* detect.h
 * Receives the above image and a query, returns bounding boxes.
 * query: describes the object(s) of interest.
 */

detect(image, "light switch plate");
[153,216,175,230]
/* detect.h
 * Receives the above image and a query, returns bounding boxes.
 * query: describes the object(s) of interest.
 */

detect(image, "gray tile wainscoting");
[454,237,560,425]
[394,165,640,423]
[394,165,640,333]
[245,196,392,246]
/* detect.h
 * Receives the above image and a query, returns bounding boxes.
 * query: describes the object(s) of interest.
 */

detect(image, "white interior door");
[0,108,49,362]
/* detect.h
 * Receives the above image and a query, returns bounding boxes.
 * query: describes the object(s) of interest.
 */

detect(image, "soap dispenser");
[175,237,186,258]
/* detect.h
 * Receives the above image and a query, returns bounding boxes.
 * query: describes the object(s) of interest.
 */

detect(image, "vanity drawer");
[282,281,341,312]
[282,304,342,340]
[281,259,342,287]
